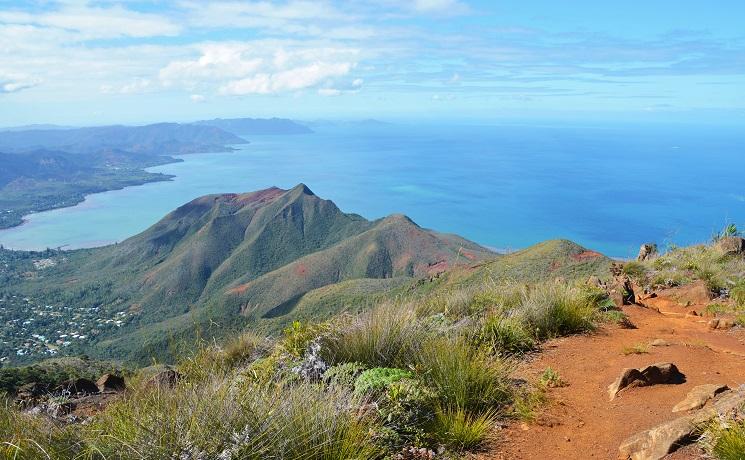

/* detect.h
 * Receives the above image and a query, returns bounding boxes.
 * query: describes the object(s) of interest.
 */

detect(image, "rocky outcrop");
[716,236,745,256]
[637,244,658,262]
[56,378,99,396]
[608,363,685,400]
[672,384,729,412]
[619,385,745,460]
[609,263,635,308]
[96,374,126,392]
[146,368,182,389]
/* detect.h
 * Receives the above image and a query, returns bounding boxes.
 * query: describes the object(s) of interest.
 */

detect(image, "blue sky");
[0,0,744,126]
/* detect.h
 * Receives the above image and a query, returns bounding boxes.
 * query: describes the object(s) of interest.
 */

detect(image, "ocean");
[1,121,743,258]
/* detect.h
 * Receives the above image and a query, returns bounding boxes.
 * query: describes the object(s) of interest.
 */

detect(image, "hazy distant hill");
[0,122,246,155]
[0,151,90,188]
[193,117,313,135]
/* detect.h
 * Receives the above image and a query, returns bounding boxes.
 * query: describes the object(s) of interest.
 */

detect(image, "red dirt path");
[482,303,745,460]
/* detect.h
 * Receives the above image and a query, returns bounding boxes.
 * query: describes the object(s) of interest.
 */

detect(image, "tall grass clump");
[88,378,380,459]
[416,335,513,414]
[701,417,745,460]
[0,398,90,460]
[429,406,499,451]
[321,304,428,368]
[517,283,598,340]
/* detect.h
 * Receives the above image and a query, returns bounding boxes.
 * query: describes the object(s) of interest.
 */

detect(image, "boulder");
[716,236,745,256]
[619,385,745,460]
[649,339,671,347]
[56,378,99,396]
[146,368,182,389]
[608,363,685,400]
[637,243,658,262]
[672,384,729,413]
[708,317,736,330]
[96,374,126,392]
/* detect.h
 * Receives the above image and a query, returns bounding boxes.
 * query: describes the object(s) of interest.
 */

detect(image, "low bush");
[354,367,413,396]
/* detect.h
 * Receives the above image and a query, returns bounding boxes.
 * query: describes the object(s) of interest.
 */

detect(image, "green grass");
[430,406,499,451]
[702,417,745,460]
[621,343,649,355]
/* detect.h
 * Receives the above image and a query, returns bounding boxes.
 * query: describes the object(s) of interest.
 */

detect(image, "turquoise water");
[1,122,743,258]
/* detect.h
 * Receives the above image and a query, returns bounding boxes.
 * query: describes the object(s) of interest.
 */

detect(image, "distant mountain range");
[194,117,313,135]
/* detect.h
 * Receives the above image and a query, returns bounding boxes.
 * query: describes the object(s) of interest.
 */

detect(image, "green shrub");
[323,362,367,388]
[354,367,413,396]
[429,406,498,451]
[376,378,438,448]
[539,367,567,388]
[478,316,536,355]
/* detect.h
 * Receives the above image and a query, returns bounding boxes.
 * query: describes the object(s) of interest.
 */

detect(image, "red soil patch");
[461,250,477,261]
[294,263,308,277]
[571,250,604,261]
[227,283,250,295]
[231,187,285,207]
[426,260,449,275]
[482,301,745,460]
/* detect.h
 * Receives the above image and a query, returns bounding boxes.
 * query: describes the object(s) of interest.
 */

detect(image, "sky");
[0,0,744,126]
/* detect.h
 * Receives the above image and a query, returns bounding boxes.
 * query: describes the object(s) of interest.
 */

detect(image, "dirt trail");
[485,302,745,460]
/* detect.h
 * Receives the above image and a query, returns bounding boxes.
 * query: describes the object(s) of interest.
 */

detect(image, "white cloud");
[220,61,353,95]
[0,4,180,40]
[190,94,206,103]
[161,42,359,95]
[352,78,364,87]
[100,78,152,95]
[318,88,342,96]
[411,0,470,15]
[0,73,39,93]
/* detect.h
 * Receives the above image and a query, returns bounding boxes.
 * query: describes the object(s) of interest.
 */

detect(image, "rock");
[96,374,126,392]
[637,243,658,262]
[608,363,685,400]
[708,317,736,330]
[146,369,181,389]
[716,236,745,256]
[56,378,99,396]
[649,339,671,347]
[640,280,712,312]
[619,385,745,460]
[672,384,729,412]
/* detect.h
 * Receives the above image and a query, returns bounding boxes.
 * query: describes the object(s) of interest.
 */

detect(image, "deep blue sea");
[1,121,743,258]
